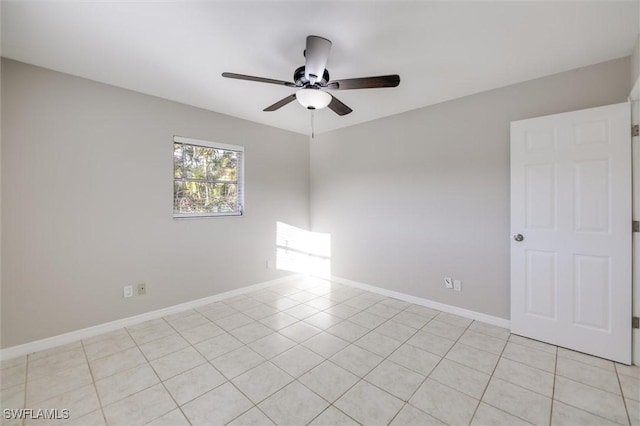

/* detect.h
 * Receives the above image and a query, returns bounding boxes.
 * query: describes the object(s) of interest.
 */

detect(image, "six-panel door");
[510,102,632,364]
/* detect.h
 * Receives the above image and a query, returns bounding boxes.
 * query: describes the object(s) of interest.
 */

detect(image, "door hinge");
[633,125,639,137]
[633,317,639,329]
[633,221,639,232]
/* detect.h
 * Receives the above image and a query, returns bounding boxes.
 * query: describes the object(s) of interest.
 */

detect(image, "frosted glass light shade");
[295,89,331,109]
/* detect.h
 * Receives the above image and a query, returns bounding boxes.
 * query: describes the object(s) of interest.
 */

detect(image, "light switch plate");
[444,277,453,289]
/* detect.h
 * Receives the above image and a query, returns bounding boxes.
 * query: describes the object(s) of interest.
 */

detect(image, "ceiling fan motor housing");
[294,66,330,88]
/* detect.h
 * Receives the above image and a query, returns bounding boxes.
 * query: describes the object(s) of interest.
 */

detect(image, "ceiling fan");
[222,35,400,116]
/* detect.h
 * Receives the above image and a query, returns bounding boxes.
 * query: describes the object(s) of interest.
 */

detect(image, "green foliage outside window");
[173,141,243,216]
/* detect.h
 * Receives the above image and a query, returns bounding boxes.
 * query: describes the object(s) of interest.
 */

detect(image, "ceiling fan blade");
[328,94,352,116]
[222,72,296,87]
[328,74,400,90]
[263,94,297,112]
[304,36,332,85]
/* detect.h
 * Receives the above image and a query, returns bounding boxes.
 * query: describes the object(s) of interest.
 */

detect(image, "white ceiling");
[2,1,638,136]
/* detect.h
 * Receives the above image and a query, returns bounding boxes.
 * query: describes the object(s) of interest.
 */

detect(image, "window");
[173,136,244,218]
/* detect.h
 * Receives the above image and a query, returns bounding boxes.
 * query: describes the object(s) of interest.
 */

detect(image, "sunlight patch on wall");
[276,222,331,279]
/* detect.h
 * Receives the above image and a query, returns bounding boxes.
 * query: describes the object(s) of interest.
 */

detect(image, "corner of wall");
[632,34,640,94]
[0,58,3,351]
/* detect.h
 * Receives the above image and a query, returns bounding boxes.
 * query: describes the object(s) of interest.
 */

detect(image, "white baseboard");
[0,274,304,361]
[332,276,640,366]
[331,275,511,330]
[8,273,634,365]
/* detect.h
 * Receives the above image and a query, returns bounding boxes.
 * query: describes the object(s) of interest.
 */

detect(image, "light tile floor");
[1,276,639,426]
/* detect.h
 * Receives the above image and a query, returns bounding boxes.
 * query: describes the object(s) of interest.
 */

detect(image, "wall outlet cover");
[137,283,146,295]
[124,285,133,298]
[453,280,462,292]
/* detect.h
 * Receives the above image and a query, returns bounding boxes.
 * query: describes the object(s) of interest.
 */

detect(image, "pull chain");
[310,109,315,139]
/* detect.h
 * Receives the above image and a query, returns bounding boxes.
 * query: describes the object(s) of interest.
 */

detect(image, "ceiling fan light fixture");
[295,88,331,110]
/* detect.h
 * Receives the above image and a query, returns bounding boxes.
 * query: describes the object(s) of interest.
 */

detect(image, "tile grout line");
[490,346,558,399]
[203,324,287,426]
[125,319,195,426]
[497,339,624,401]
[150,342,236,422]
[263,283,370,425]
[257,286,419,424]
[381,310,473,425]
[21,354,28,426]
[79,339,108,426]
[548,345,559,426]
[460,331,631,426]
[16,278,640,426]
[11,283,386,425]
[467,334,539,426]
[322,298,506,425]
[152,312,255,424]
[387,313,512,424]
[262,286,377,425]
[614,363,633,426]
[166,283,353,425]
[553,371,628,398]
[306,404,362,426]
[303,295,423,426]
[15,283,462,424]
[255,284,362,426]
[555,351,625,374]
[441,318,489,426]
[552,400,631,426]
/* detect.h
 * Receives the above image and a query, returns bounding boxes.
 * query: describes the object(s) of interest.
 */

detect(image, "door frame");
[630,75,640,366]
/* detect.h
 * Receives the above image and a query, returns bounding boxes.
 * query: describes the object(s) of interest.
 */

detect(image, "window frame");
[173,135,245,219]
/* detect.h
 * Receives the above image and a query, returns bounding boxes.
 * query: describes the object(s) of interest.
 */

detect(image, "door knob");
[514,234,524,242]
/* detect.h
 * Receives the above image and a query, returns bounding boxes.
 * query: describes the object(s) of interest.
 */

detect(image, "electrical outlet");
[123,285,133,298]
[453,280,462,292]
[137,283,146,295]
[266,260,273,269]
[444,277,453,289]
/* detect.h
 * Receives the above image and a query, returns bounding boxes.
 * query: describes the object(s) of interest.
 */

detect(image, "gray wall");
[310,57,631,320]
[1,59,309,348]
[633,34,640,90]
[1,55,633,348]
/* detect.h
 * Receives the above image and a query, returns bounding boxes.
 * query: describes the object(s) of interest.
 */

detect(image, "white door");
[511,102,632,364]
